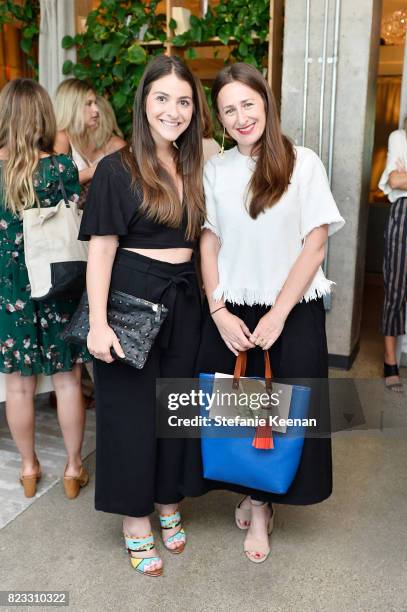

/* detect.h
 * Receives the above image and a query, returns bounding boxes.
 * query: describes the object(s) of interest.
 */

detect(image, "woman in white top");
[197,63,345,563]
[378,127,407,393]
[54,79,125,192]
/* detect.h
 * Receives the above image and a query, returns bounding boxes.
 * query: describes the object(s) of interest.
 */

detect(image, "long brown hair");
[0,78,56,215]
[211,63,295,219]
[122,55,206,240]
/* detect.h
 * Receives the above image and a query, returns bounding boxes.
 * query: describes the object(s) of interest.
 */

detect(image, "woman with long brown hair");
[0,79,90,499]
[197,63,345,563]
[78,55,206,577]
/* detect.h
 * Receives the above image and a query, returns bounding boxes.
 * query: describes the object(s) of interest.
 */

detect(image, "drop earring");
[219,126,226,158]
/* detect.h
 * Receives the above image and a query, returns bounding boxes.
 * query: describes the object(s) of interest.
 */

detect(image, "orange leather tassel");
[252,423,274,450]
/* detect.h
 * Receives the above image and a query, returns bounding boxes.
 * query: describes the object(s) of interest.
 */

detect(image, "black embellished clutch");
[61,290,168,369]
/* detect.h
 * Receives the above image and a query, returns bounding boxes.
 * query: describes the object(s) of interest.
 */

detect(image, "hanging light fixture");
[381,9,407,45]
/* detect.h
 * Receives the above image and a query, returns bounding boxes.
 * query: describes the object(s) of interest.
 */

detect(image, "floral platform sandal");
[159,510,186,554]
[124,533,163,577]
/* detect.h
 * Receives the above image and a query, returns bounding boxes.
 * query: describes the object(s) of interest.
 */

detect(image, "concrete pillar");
[280,0,382,367]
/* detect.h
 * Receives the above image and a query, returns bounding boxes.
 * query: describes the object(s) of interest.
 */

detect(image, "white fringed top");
[203,145,345,306]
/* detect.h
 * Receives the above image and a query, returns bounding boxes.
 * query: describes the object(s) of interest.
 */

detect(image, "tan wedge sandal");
[19,460,42,498]
[63,465,89,499]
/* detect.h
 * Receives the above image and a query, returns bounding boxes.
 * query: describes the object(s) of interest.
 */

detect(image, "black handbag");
[61,290,168,368]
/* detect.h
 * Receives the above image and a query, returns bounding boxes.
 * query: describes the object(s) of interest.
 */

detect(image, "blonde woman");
[54,79,125,190]
[0,79,91,498]
[54,83,126,406]
[95,95,126,152]
[199,89,221,161]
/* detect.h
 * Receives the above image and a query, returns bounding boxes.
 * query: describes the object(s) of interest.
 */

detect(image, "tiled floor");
[0,395,96,530]
[0,281,406,611]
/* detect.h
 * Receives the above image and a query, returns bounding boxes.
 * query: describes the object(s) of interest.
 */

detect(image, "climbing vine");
[172,0,269,69]
[1,0,270,137]
[0,0,40,77]
[62,0,167,135]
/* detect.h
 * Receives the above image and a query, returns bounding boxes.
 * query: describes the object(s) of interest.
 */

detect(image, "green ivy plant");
[62,0,167,136]
[0,0,40,77]
[172,0,269,69]
[0,0,270,140]
[63,0,270,137]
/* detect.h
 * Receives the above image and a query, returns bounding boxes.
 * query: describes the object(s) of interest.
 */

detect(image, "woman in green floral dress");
[0,78,91,498]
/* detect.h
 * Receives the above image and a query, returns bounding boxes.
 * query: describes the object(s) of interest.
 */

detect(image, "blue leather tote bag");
[200,352,311,494]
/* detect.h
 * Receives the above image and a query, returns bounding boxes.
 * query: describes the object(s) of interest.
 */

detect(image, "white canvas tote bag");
[23,158,88,300]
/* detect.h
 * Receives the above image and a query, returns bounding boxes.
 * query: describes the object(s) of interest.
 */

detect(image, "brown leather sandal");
[19,460,42,498]
[63,465,89,499]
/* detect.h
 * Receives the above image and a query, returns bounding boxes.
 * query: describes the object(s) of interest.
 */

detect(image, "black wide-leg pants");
[382,197,407,337]
[195,298,333,505]
[93,250,202,517]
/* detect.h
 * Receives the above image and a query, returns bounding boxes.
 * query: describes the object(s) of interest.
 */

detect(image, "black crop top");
[78,151,195,249]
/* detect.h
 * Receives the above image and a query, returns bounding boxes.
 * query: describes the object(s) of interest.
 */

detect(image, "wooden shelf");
[161,0,283,103]
[138,40,166,47]
[139,35,268,48]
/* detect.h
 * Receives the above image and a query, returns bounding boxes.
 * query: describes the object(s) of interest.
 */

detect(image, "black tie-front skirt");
[194,297,333,505]
[93,249,203,517]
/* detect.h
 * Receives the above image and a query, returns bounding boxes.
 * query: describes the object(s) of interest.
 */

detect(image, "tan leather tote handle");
[263,351,273,393]
[232,351,273,392]
[232,351,247,388]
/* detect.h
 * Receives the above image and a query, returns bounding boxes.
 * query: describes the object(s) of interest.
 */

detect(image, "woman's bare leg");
[52,364,86,476]
[5,373,38,475]
[384,335,398,365]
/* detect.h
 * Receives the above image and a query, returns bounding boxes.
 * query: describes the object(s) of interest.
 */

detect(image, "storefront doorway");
[363,0,407,374]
